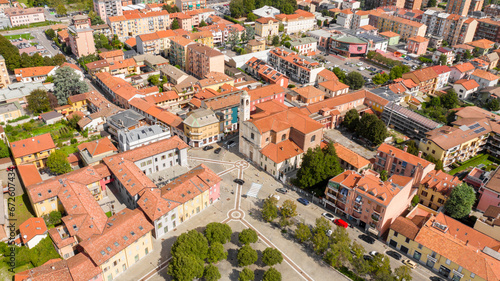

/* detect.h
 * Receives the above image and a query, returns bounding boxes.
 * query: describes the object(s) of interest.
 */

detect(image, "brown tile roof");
[390,216,420,240]
[98,49,124,60]
[333,143,370,169]
[467,39,495,49]
[378,143,433,168]
[260,140,303,164]
[455,78,480,90]
[251,104,323,135]
[402,67,438,84]
[143,91,179,104]
[359,24,377,30]
[10,133,55,159]
[78,138,117,157]
[317,69,338,81]
[103,157,155,196]
[187,43,223,57]
[203,92,241,110]
[452,62,475,73]
[319,79,349,92]
[293,85,325,99]
[19,217,47,244]
[255,17,278,24]
[471,69,500,81]
[301,90,389,115]
[48,226,77,250]
[108,58,137,71]
[79,209,153,266]
[85,59,109,70]
[420,170,461,197]
[247,84,286,101]
[484,167,500,193]
[137,188,179,222]
[61,62,80,72]
[15,258,73,281]
[67,253,103,281]
[199,72,234,87]
[170,35,194,47]
[425,122,491,151]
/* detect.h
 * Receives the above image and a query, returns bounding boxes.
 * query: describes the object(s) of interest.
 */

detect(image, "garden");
[3,33,34,40]
[449,154,499,176]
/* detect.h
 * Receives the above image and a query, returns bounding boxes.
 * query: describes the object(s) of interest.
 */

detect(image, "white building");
[118,124,171,152]
[336,9,354,29]
[289,37,318,55]
[431,65,452,90]
[252,5,281,18]
[4,7,45,27]
[93,0,123,23]
[19,218,47,249]
[453,79,480,100]
[470,69,500,89]
[275,10,315,34]
[342,0,360,10]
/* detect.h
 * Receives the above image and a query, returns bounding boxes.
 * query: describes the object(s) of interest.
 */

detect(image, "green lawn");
[6,121,68,142]
[7,193,35,232]
[449,154,493,175]
[3,33,34,40]
[59,143,79,155]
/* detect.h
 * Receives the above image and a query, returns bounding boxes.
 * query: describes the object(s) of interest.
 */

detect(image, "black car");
[359,234,375,244]
[234,179,245,185]
[203,145,213,151]
[386,250,402,260]
[214,148,222,154]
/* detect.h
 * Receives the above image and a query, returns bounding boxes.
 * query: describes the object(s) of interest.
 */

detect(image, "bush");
[287,84,296,88]
[70,138,77,144]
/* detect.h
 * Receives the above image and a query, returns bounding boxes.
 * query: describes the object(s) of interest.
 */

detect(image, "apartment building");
[470,69,500,89]
[373,143,435,186]
[245,39,266,54]
[183,30,214,47]
[0,0,10,13]
[175,0,206,12]
[445,0,472,16]
[0,101,22,123]
[374,13,426,40]
[324,170,414,236]
[382,102,441,140]
[93,0,123,22]
[387,209,500,281]
[185,43,224,79]
[351,10,371,29]
[78,137,118,166]
[4,7,45,27]
[183,108,220,147]
[255,17,279,37]
[185,8,215,27]
[417,170,461,211]
[268,47,325,85]
[246,84,286,112]
[421,10,477,46]
[107,10,171,40]
[94,72,147,108]
[484,4,500,16]
[275,9,315,34]
[402,67,439,94]
[169,36,194,70]
[194,89,242,133]
[333,143,371,172]
[289,37,317,56]
[477,168,500,211]
[138,164,221,238]
[245,57,289,88]
[318,79,349,97]
[10,133,56,169]
[287,85,325,105]
[449,62,475,82]
[453,78,480,99]
[0,55,10,89]
[337,9,354,29]
[136,30,176,55]
[68,15,96,57]
[118,125,170,152]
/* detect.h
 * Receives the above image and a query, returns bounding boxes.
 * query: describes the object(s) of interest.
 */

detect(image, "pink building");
[186,43,224,79]
[477,167,500,212]
[329,36,368,58]
[373,143,435,187]
[4,7,45,27]
[449,62,475,82]
[93,0,123,23]
[324,170,414,236]
[247,84,286,112]
[68,15,96,58]
[407,36,429,55]
[463,167,487,189]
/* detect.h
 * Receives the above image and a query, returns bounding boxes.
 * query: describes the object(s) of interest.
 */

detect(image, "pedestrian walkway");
[246,183,262,198]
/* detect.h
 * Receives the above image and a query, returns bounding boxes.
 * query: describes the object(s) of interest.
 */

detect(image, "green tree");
[53,67,88,105]
[245,25,255,41]
[441,89,459,109]
[239,228,258,245]
[239,267,255,281]
[380,170,388,181]
[394,265,412,281]
[343,109,360,131]
[246,12,257,22]
[27,89,51,114]
[171,18,180,30]
[67,114,81,129]
[280,199,297,218]
[295,223,312,243]
[373,73,389,85]
[317,19,322,26]
[345,71,365,90]
[356,114,387,145]
[427,0,436,7]
[45,29,56,40]
[486,99,500,111]
[228,30,240,48]
[369,254,393,279]
[314,217,331,234]
[205,222,232,244]
[47,211,62,225]
[350,242,370,275]
[325,227,351,267]
[411,194,419,207]
[237,245,258,267]
[263,267,281,281]
[244,0,255,13]
[56,4,67,15]
[444,183,476,219]
[312,231,329,254]
[204,264,221,281]
[207,242,227,263]
[199,19,208,27]
[171,230,209,260]
[272,35,280,46]
[230,0,245,18]
[279,23,284,32]
[89,11,105,25]
[262,196,279,222]
[438,54,448,66]
[332,67,346,83]
[262,247,283,266]
[46,150,71,175]
[0,140,10,158]
[389,65,410,80]
[167,253,204,281]
[465,50,473,60]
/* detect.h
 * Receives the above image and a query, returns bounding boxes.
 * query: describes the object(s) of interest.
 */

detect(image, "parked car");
[214,148,222,154]
[386,250,402,260]
[234,179,245,185]
[297,198,310,206]
[402,259,417,269]
[203,145,213,151]
[334,64,339,68]
[227,140,236,148]
[359,234,375,244]
[356,62,363,66]
[6,165,16,171]
[269,193,280,201]
[276,188,288,194]
[358,67,365,71]
[322,212,335,221]
[334,219,348,228]
[369,251,380,257]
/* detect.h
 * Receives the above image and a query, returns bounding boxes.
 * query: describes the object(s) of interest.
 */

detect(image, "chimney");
[403,145,408,152]
[418,151,422,158]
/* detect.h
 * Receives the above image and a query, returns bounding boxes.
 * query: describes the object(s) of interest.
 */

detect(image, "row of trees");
[331,67,365,90]
[366,51,405,68]
[230,0,297,18]
[372,65,410,85]
[343,109,388,146]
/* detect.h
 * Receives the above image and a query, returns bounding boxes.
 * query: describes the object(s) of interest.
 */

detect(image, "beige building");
[136,29,176,56]
[0,101,22,122]
[417,170,461,211]
[68,15,96,57]
[255,17,279,37]
[183,108,220,147]
[93,0,123,22]
[107,10,171,40]
[186,43,224,79]
[5,7,45,27]
[375,13,427,40]
[0,55,10,89]
[245,39,266,54]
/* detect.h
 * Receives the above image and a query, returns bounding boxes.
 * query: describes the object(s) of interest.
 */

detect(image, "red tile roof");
[293,85,325,99]
[260,140,303,163]
[78,138,117,157]
[378,143,433,168]
[333,143,370,169]
[419,170,461,197]
[17,164,42,187]
[10,133,55,159]
[452,62,475,73]
[14,66,55,80]
[471,69,500,81]
[455,78,480,90]
[247,84,285,101]
[19,217,47,244]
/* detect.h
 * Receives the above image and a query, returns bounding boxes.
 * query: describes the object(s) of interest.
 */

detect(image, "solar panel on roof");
[469,123,480,130]
[474,127,486,134]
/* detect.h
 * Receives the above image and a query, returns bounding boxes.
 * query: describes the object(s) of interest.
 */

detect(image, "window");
[418,244,423,249]
[393,231,398,237]
[251,133,254,140]
[281,134,286,141]
[445,259,451,265]
[311,135,316,142]
[405,237,410,243]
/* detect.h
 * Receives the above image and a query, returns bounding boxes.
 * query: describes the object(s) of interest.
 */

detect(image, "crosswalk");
[246,183,262,198]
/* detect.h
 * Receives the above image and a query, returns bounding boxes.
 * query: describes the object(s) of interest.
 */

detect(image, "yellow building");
[185,30,214,48]
[388,206,500,281]
[0,101,22,122]
[417,170,461,211]
[375,13,427,40]
[245,39,266,54]
[68,93,88,112]
[10,133,56,169]
[183,108,220,147]
[255,17,280,37]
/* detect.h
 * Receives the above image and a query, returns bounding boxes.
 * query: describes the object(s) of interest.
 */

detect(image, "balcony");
[371,213,380,222]
[326,192,337,201]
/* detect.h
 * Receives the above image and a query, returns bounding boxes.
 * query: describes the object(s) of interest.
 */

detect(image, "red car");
[334,219,348,229]
[6,165,16,171]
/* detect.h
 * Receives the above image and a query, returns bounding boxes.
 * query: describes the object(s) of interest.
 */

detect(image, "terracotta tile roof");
[319,79,349,92]
[379,31,400,37]
[67,253,103,281]
[255,17,278,24]
[471,69,500,81]
[77,138,117,157]
[103,157,155,196]
[79,209,153,266]
[359,24,377,30]
[19,217,47,244]
[482,165,500,194]
[108,58,137,71]
[452,62,475,73]
[57,29,69,40]
[260,140,303,164]
[98,50,124,60]
[420,170,461,197]
[293,85,325,99]
[48,226,77,250]
[170,35,194,47]
[455,78,480,90]
[143,91,179,104]
[408,35,428,43]
[247,84,285,101]
[467,39,495,49]
[333,143,370,169]
[390,216,420,240]
[187,43,223,57]
[14,66,55,78]
[254,99,289,115]
[378,143,433,168]
[340,8,353,14]
[251,104,323,135]
[430,65,451,74]
[199,72,234,87]
[301,90,389,116]
[317,69,338,81]
[17,164,42,187]
[402,67,438,84]
[10,133,55,159]
[85,59,109,70]
[61,62,80,72]
[125,37,136,47]
[15,258,73,281]
[160,164,222,203]
[137,188,179,222]
[203,92,240,111]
